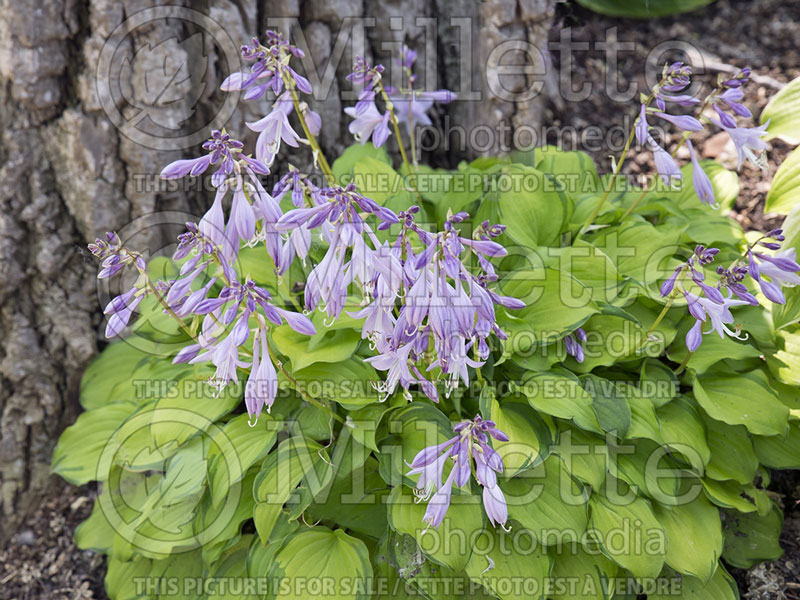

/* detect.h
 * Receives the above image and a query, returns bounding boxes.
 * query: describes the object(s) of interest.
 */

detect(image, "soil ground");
[2,0,799,598]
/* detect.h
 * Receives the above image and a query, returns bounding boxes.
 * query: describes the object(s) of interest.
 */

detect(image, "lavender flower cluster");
[408,415,509,530]
[636,63,768,207]
[662,234,800,352]
[344,48,454,147]
[95,32,521,430]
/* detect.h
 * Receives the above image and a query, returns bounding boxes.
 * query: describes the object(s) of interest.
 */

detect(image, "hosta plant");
[53,33,800,600]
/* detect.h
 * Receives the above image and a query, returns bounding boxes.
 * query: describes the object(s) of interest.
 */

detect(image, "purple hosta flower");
[104,286,145,338]
[564,328,587,363]
[247,94,302,166]
[661,245,720,300]
[161,130,260,189]
[276,183,398,319]
[747,248,800,304]
[636,103,649,145]
[711,119,769,170]
[221,31,308,100]
[387,89,455,131]
[646,135,682,188]
[407,415,509,531]
[89,231,147,279]
[347,56,384,86]
[653,111,703,132]
[686,140,716,208]
[661,62,692,92]
[344,101,391,147]
[245,327,278,420]
[186,277,315,394]
[722,67,751,89]
[683,290,749,351]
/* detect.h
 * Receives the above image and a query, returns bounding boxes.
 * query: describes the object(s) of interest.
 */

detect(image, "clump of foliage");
[52,30,800,600]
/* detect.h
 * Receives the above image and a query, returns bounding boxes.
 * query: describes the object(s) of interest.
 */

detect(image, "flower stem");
[574,120,638,243]
[137,268,201,345]
[375,80,422,202]
[638,292,676,351]
[273,353,346,424]
[675,350,693,375]
[281,71,336,186]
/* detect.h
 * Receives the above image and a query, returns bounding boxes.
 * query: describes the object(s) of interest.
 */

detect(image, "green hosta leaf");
[549,542,618,600]
[387,484,483,572]
[761,75,800,144]
[293,358,379,410]
[307,457,389,539]
[609,439,682,501]
[568,314,647,372]
[647,564,739,600]
[52,401,138,485]
[253,437,333,544]
[79,343,151,410]
[653,494,722,582]
[701,477,763,513]
[753,419,800,468]
[203,535,260,600]
[771,329,800,386]
[353,156,404,205]
[765,146,800,214]
[269,527,372,600]
[587,494,666,578]
[207,413,279,507]
[272,320,361,371]
[541,241,623,305]
[465,527,551,600]
[522,371,602,433]
[503,456,589,543]
[702,416,758,485]
[582,375,631,438]
[534,145,601,200]
[499,267,597,344]
[656,396,711,473]
[488,394,554,475]
[693,370,788,436]
[639,359,678,408]
[722,503,784,568]
[588,221,683,287]
[333,143,392,181]
[553,426,608,490]
[772,286,800,330]
[575,0,713,18]
[496,165,570,248]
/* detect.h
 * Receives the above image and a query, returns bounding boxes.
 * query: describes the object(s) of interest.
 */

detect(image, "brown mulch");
[0,481,105,600]
[2,1,800,599]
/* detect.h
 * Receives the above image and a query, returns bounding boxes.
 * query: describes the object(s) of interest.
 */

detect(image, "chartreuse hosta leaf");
[268,527,372,600]
[465,526,551,600]
[753,419,800,468]
[702,415,759,485]
[292,357,379,410]
[588,492,666,579]
[522,371,602,434]
[487,394,554,475]
[496,165,571,249]
[765,146,800,214]
[272,309,362,371]
[253,437,333,544]
[760,75,800,144]
[668,316,762,375]
[51,400,139,485]
[387,484,483,573]
[541,241,623,305]
[553,426,608,490]
[693,368,789,436]
[722,503,784,568]
[549,542,618,600]
[502,456,589,544]
[646,564,739,600]
[499,266,597,344]
[656,396,712,472]
[652,494,722,582]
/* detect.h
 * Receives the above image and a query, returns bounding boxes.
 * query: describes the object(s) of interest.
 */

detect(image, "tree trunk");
[0,0,555,541]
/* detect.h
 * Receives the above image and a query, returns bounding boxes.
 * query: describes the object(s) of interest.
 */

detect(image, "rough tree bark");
[0,0,555,541]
